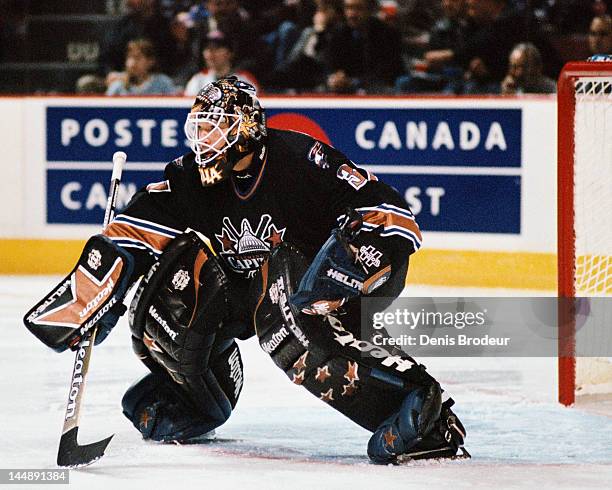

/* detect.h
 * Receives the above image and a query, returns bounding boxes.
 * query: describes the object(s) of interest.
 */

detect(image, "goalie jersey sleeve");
[102,172,188,279]
[271,130,422,268]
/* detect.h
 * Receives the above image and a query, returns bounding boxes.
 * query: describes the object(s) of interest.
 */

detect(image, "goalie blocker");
[23,235,134,352]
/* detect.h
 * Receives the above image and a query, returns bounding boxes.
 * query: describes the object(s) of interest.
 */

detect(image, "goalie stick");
[56,151,127,468]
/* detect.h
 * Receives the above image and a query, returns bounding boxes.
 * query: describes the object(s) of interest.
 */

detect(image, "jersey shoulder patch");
[307,141,330,169]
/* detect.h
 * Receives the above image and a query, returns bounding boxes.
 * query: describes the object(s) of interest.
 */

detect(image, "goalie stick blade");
[57,427,114,468]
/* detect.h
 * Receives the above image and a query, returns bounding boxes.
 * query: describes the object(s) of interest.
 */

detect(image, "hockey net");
[558,61,612,406]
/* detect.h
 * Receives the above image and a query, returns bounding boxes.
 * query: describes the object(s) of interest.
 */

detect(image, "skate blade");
[396,446,471,464]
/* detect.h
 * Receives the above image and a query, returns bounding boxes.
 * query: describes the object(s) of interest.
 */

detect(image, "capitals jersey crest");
[215,214,286,276]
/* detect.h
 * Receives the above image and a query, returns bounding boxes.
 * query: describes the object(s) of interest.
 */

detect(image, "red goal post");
[557,60,612,406]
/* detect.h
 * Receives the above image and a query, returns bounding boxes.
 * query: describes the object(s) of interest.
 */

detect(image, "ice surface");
[1,277,611,489]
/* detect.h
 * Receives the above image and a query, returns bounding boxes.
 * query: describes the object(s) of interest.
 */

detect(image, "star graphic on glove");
[292,371,305,385]
[383,428,398,449]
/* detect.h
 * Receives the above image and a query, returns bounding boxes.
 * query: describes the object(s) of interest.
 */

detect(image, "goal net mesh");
[573,76,612,395]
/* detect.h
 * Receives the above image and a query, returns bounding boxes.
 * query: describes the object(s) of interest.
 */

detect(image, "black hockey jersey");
[103,129,422,283]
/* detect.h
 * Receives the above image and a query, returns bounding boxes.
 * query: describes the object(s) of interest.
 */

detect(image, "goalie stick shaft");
[57,151,127,467]
[103,153,125,230]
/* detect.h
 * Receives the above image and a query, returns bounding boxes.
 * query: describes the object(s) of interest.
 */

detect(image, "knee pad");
[122,340,243,442]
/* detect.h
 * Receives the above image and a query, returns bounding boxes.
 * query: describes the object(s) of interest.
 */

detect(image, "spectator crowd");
[3,0,612,95]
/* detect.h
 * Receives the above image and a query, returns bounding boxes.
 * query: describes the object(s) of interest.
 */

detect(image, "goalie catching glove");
[290,209,392,315]
[23,235,134,352]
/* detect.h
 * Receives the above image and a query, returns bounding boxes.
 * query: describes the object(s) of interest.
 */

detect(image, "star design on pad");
[344,361,359,383]
[342,382,358,397]
[315,365,331,383]
[292,371,305,385]
[383,428,398,449]
[293,351,308,371]
[319,388,334,402]
[140,410,152,429]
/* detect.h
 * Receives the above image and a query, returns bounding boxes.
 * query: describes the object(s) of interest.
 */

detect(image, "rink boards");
[0,96,557,289]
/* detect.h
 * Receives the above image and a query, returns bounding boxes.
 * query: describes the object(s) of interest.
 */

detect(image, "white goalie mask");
[184,107,242,166]
[184,77,266,186]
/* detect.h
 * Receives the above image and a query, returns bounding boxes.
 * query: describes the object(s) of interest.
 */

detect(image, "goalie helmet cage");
[557,60,612,406]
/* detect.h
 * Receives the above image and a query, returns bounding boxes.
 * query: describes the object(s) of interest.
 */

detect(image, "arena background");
[0,95,556,289]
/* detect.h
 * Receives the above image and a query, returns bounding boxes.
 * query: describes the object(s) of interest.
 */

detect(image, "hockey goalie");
[24,77,467,464]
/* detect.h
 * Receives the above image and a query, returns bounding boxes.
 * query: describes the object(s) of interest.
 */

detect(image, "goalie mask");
[184,76,266,186]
